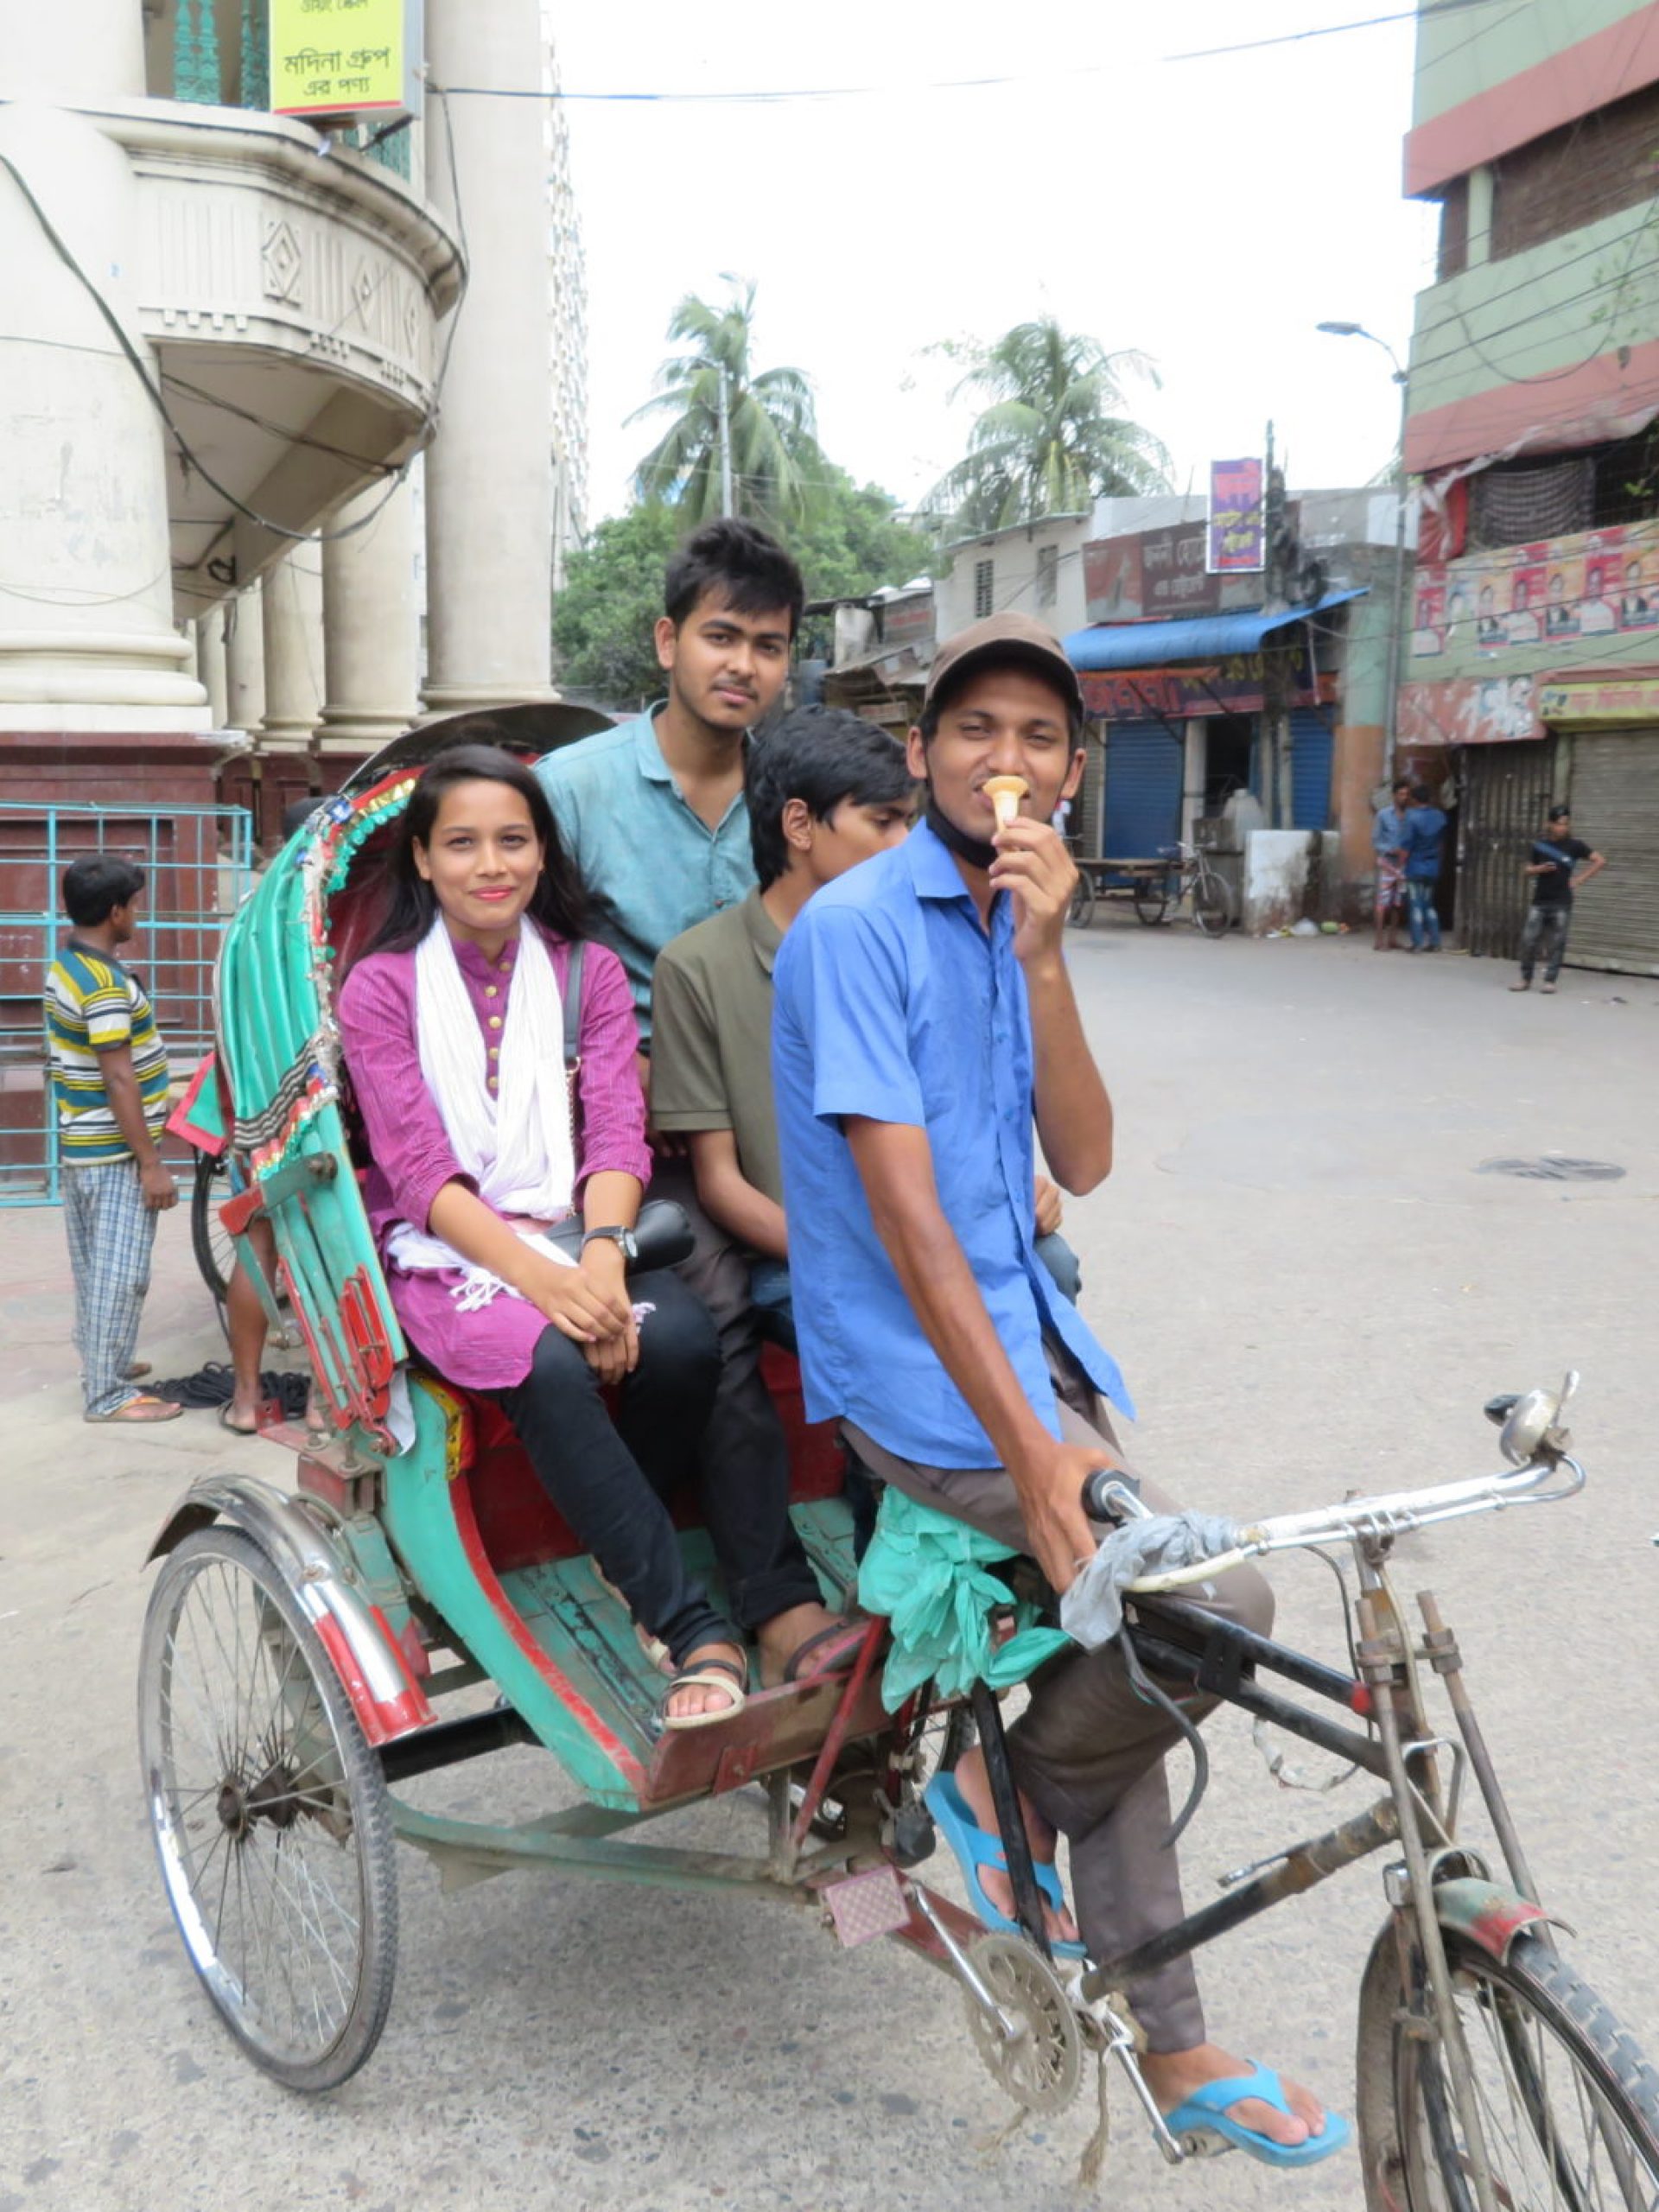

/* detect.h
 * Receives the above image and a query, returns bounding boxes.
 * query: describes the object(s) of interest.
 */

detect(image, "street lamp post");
[1317,321,1410,778]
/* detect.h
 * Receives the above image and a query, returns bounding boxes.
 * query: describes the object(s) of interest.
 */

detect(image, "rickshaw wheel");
[963,1933,1083,2114]
[138,1526,398,2092]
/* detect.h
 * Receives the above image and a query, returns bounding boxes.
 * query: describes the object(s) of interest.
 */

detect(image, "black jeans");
[1520,903,1570,983]
[653,1158,826,1628]
[490,1269,730,1667]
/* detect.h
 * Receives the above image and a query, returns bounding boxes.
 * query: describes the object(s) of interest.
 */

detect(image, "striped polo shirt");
[45,942,170,1162]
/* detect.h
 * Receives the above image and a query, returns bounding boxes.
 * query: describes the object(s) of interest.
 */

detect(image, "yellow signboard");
[269,0,419,122]
[1536,673,1659,725]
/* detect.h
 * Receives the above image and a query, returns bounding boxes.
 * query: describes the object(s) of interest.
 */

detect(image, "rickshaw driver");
[772,613,1344,2167]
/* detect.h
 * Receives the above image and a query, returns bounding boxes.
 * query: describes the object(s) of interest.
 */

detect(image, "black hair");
[747,707,915,890]
[1392,775,1412,791]
[63,854,145,928]
[366,744,590,953]
[1409,781,1434,804]
[664,518,804,639]
[917,660,1084,749]
[1547,803,1571,822]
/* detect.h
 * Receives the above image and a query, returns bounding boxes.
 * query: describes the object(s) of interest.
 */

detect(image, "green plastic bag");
[856,1486,1072,1710]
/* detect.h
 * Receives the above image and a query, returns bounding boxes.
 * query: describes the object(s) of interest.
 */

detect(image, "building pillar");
[197,605,230,728]
[0,86,207,730]
[316,478,420,755]
[259,544,325,748]
[225,583,266,736]
[421,0,556,715]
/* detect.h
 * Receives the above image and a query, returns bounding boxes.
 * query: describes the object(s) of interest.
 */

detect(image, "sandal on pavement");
[779,1618,869,1685]
[85,1394,183,1425]
[1162,2062,1351,2169]
[923,1770,1087,1960]
[659,1653,747,1734]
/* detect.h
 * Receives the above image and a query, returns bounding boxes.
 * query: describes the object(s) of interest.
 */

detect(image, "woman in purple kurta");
[335,747,751,1727]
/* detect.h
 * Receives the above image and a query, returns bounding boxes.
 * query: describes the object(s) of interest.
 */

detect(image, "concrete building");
[0,0,588,837]
[1401,0,1659,975]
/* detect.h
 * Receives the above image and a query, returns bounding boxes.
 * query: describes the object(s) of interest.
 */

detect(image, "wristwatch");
[580,1224,639,1262]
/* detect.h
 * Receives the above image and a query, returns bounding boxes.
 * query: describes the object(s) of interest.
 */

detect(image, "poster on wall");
[1206,458,1266,574]
[1505,549,1548,645]
[1412,579,1446,657]
[1618,539,1659,630]
[1413,521,1659,658]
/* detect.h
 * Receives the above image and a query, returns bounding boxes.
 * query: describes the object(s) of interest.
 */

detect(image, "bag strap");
[561,940,585,1074]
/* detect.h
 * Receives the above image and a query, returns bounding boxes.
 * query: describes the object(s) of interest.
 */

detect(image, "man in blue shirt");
[1400,783,1448,953]
[1371,776,1411,950]
[774,613,1339,2164]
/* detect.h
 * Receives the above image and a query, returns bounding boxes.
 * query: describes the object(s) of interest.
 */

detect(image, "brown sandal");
[85,1394,183,1425]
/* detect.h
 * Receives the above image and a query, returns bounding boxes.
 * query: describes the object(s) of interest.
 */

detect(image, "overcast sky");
[555,0,1442,527]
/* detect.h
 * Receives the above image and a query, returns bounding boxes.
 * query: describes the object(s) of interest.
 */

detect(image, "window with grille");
[975,558,994,618]
[1036,544,1058,607]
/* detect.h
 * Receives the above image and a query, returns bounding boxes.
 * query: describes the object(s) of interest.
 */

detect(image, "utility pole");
[1261,419,1292,829]
[717,365,734,518]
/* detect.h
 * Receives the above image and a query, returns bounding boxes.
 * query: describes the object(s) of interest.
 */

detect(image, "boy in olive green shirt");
[651,708,916,1326]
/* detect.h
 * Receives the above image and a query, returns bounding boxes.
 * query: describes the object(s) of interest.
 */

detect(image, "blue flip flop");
[923,1771,1087,1960]
[1162,2061,1351,2168]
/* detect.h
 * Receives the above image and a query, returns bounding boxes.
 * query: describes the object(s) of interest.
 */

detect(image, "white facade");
[931,514,1091,645]
[0,0,588,755]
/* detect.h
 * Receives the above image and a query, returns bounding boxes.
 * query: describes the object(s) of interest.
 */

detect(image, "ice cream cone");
[984,774,1028,830]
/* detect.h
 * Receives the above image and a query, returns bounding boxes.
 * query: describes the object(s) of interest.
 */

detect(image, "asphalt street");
[3,919,1658,2212]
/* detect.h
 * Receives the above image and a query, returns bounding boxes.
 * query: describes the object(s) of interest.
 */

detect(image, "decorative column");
[0,12,207,731]
[259,544,325,748]
[316,477,420,758]
[225,583,266,736]
[422,0,556,714]
[196,605,230,728]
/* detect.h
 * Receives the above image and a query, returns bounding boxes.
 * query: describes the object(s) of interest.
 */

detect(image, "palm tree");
[928,317,1173,532]
[629,276,820,531]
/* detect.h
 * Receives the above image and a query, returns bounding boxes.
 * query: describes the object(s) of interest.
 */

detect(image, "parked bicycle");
[1134,838,1233,935]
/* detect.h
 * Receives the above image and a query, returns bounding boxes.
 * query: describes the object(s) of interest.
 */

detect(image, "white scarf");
[385,915,580,1310]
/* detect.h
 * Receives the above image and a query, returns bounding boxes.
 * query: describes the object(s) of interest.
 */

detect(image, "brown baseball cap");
[922,611,1084,723]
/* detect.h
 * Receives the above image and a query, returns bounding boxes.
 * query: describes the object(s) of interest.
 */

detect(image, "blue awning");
[1063,588,1368,671]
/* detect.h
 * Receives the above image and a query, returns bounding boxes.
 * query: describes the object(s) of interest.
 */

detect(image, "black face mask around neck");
[924,797,997,874]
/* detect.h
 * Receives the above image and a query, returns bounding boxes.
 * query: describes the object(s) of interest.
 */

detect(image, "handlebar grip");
[1082,1467,1144,1524]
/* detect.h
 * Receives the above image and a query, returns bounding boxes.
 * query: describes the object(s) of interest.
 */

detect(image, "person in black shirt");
[1511,804,1605,993]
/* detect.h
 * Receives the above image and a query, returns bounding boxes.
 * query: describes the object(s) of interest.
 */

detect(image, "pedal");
[822,1864,912,1948]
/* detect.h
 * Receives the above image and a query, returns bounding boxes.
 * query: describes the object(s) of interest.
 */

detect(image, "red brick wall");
[1491,79,1659,259]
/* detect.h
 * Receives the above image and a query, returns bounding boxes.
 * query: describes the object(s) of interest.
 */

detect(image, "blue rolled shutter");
[1289,709,1333,830]
[1102,721,1183,861]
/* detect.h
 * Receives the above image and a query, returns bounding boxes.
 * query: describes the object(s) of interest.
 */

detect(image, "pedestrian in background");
[1399,783,1448,954]
[1371,776,1411,950]
[45,855,181,1423]
[1511,803,1605,994]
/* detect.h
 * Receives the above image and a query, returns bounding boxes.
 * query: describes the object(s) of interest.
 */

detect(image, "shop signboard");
[1206,457,1266,575]
[1081,647,1326,721]
[1396,675,1541,746]
[1535,669,1659,722]
[270,0,422,124]
[1143,524,1218,616]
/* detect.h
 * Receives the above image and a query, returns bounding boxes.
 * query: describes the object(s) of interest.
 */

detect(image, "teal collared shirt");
[536,706,755,1046]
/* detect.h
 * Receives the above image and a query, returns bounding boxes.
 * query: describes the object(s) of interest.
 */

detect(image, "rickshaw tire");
[1192,874,1232,938]
[1067,874,1096,931]
[190,1151,232,1307]
[139,1525,399,2094]
[1355,1916,1659,2208]
[1132,878,1169,927]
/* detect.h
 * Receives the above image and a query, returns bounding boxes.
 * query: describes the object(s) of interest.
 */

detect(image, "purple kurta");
[336,923,652,1388]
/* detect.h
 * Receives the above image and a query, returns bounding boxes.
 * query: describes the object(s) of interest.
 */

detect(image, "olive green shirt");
[650,889,784,1211]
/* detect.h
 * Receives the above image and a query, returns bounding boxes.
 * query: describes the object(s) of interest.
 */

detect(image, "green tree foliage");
[551,504,679,709]
[791,464,936,604]
[928,316,1173,532]
[629,276,820,531]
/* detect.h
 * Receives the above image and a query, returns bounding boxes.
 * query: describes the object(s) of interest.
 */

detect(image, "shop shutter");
[1458,740,1558,961]
[1102,720,1183,864]
[1289,709,1333,830]
[1566,730,1659,975]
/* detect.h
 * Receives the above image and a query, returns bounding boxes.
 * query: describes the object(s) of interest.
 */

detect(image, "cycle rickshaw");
[139,714,1659,2204]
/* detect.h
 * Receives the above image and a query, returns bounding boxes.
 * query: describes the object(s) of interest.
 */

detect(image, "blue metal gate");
[0,800,253,1205]
[1290,709,1334,831]
[1102,720,1183,861]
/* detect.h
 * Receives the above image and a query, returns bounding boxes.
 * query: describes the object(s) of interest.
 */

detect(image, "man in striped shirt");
[46,855,181,1422]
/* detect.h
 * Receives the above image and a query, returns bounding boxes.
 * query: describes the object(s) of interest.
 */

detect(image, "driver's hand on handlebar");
[1011,1437,1124,1594]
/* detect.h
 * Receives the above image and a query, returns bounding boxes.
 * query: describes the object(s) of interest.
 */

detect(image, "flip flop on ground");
[85,1394,183,1424]
[1162,2060,1351,2168]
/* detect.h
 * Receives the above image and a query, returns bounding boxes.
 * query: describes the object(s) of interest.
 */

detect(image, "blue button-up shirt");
[772,820,1132,1470]
[537,707,755,1046]
[1372,803,1407,857]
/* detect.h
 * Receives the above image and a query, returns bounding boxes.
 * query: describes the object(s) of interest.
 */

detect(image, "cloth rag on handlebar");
[1059,1511,1242,1650]
[855,1489,1070,1708]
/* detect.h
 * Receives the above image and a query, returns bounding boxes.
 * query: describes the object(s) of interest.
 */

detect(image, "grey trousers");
[845,1361,1274,2052]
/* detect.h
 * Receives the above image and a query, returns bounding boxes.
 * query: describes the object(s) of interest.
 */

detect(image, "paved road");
[4,925,1658,2212]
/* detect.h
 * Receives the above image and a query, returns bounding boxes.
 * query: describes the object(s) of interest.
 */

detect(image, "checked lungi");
[61,1159,159,1416]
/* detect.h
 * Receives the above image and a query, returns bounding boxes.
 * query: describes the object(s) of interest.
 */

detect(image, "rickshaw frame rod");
[787,1618,887,1852]
[1130,1595,1370,1714]
[1079,1796,1402,2003]
[390,1796,840,1899]
[378,1703,535,1783]
[969,1679,1053,1961]
[1128,1630,1390,1782]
